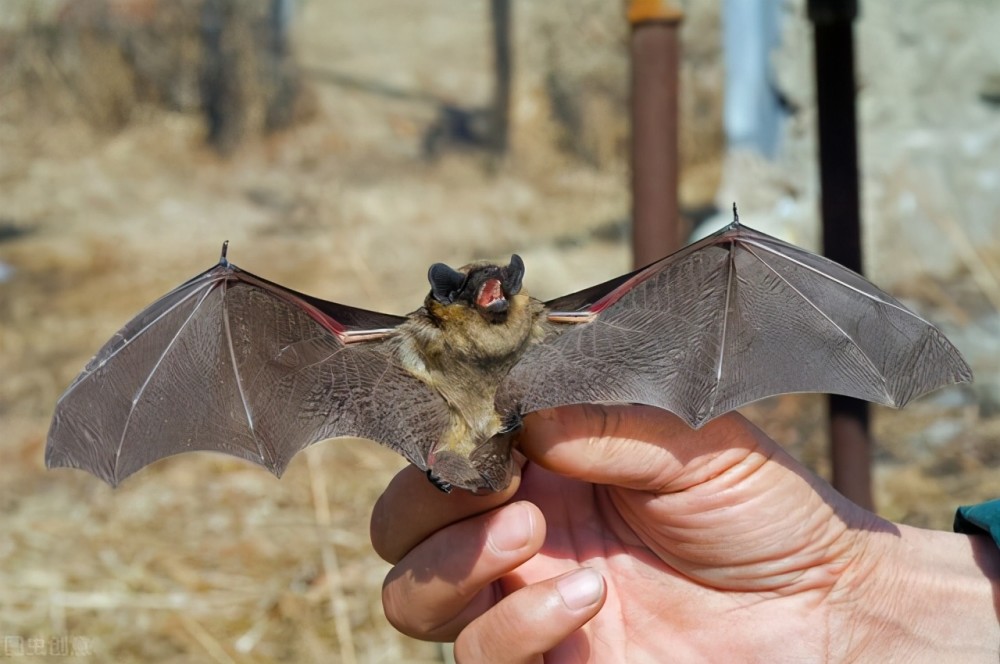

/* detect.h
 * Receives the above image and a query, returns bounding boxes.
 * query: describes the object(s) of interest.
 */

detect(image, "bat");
[45,218,973,493]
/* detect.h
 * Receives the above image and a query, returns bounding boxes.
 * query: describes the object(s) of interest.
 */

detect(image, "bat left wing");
[500,221,973,428]
[46,246,450,486]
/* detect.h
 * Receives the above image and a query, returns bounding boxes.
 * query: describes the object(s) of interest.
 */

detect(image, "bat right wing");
[46,250,450,486]
[500,222,972,428]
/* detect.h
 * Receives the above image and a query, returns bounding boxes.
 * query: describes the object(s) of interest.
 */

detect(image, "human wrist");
[838,521,1000,662]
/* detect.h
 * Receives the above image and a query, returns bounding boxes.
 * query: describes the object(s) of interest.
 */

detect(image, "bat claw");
[499,411,522,435]
[426,469,453,494]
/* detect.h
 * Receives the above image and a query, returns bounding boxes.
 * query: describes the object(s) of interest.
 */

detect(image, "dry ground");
[1,1,998,662]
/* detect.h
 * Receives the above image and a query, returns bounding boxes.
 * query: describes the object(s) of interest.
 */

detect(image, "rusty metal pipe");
[489,0,512,154]
[809,0,873,510]
[629,1,683,268]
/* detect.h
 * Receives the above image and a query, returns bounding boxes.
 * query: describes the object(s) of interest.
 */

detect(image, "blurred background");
[1,0,999,661]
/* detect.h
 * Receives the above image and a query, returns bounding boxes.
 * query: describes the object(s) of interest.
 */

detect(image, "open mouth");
[476,278,508,315]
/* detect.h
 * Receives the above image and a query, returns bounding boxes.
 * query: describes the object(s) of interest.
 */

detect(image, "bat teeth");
[476,278,505,308]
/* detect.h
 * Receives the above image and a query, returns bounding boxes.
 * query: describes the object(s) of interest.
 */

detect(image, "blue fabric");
[723,0,786,158]
[954,499,1000,547]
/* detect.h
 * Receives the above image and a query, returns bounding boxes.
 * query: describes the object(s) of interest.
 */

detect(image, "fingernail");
[556,568,604,610]
[487,503,533,553]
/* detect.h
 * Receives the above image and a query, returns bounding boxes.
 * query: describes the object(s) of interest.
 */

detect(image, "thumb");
[517,405,776,493]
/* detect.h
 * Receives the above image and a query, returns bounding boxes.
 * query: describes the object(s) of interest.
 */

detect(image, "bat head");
[427,255,525,324]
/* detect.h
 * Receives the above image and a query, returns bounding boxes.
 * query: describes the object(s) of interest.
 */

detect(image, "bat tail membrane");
[426,428,517,494]
[46,256,449,486]
[509,222,972,429]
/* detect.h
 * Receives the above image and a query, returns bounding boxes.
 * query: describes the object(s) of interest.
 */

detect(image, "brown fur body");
[390,272,549,491]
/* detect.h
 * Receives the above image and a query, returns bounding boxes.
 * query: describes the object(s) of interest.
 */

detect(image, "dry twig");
[307,447,358,664]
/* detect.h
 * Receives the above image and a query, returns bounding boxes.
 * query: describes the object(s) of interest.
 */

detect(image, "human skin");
[370,405,1000,663]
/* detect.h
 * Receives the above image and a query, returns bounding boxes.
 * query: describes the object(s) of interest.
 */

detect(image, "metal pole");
[490,0,512,154]
[808,0,873,510]
[628,0,684,268]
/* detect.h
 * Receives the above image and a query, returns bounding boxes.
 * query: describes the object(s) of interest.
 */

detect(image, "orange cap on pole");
[627,0,684,25]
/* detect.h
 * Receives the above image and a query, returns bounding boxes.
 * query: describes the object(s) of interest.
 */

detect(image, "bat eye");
[428,263,466,304]
[502,254,524,295]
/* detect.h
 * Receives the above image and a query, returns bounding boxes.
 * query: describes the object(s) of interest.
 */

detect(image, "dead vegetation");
[0,0,312,152]
[0,1,998,662]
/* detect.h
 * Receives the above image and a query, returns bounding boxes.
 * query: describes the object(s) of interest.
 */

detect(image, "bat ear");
[428,262,466,304]
[502,254,524,295]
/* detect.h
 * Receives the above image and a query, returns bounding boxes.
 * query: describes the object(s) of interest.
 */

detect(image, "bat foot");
[499,411,523,435]
[426,469,453,494]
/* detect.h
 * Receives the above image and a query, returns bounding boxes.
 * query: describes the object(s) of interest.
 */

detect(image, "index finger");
[370,458,523,564]
[518,404,769,493]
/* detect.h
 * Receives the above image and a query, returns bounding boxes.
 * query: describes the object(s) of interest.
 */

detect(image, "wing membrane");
[46,259,448,485]
[504,222,972,427]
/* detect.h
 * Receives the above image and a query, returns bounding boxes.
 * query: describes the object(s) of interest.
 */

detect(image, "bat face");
[428,254,525,322]
[45,221,973,493]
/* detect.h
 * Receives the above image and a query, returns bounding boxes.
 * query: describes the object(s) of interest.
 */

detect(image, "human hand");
[370,405,1000,662]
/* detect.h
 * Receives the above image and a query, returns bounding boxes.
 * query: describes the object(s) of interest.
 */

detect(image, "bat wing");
[501,222,973,428]
[46,250,449,486]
